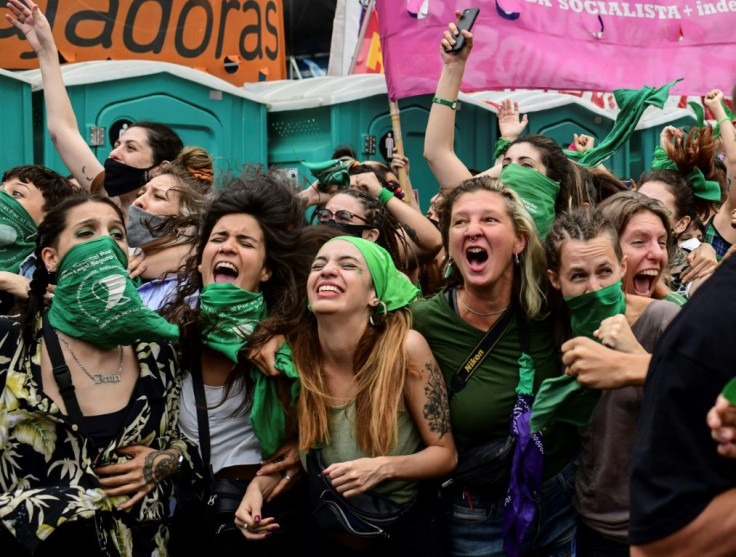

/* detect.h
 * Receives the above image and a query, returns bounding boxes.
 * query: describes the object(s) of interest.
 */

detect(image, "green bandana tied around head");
[198,282,299,458]
[0,190,37,273]
[564,78,682,168]
[303,159,353,193]
[499,164,560,240]
[48,236,179,349]
[326,236,419,312]
[531,280,626,434]
[651,146,722,202]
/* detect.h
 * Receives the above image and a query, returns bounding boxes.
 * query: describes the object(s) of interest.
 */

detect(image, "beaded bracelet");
[377,187,394,205]
[432,96,458,110]
[717,116,732,126]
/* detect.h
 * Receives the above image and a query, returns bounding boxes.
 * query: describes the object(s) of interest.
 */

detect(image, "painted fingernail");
[254,515,261,522]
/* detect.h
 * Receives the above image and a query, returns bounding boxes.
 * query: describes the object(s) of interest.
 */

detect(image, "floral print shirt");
[0,316,189,556]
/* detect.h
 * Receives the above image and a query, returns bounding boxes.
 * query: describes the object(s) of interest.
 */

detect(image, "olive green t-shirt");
[411,288,578,479]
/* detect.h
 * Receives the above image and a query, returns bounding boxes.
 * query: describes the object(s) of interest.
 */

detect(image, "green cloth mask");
[499,164,560,240]
[303,158,353,193]
[199,283,267,363]
[325,236,419,312]
[48,235,179,349]
[0,190,37,273]
[530,280,626,434]
[651,146,722,202]
[198,282,300,458]
[564,78,682,168]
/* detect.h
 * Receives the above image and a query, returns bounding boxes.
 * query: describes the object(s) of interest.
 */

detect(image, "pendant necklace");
[56,332,124,384]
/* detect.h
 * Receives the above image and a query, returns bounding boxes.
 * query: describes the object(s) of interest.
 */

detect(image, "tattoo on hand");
[143,449,180,486]
[423,361,451,438]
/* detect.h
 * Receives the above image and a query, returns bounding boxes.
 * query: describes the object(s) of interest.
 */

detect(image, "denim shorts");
[443,457,578,557]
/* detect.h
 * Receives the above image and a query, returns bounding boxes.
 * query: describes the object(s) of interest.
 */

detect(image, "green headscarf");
[530,280,626,433]
[303,158,353,193]
[0,190,37,273]
[564,78,682,168]
[499,164,560,240]
[198,282,299,458]
[326,236,419,312]
[651,146,722,202]
[48,236,179,349]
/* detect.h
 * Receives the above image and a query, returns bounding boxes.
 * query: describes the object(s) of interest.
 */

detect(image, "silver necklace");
[458,291,508,317]
[56,332,124,385]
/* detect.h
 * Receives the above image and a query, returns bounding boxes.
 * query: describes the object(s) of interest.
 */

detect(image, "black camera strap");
[189,341,215,485]
[449,300,516,400]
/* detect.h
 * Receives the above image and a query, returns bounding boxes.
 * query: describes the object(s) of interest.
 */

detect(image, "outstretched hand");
[6,0,56,54]
[440,12,474,64]
[498,99,528,141]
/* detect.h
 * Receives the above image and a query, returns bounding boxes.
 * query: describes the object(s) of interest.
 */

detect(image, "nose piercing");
[467,234,479,241]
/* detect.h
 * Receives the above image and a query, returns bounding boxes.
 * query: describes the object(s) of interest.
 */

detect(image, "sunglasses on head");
[315,208,371,226]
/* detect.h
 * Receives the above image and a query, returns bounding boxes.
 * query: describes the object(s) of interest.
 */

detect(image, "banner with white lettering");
[376,0,736,99]
[0,0,285,85]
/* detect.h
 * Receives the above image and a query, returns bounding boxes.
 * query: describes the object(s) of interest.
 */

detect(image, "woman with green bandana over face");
[0,193,189,557]
[239,236,456,555]
[0,165,76,311]
[161,168,317,557]
[410,176,579,557]
[7,0,183,219]
[532,208,680,556]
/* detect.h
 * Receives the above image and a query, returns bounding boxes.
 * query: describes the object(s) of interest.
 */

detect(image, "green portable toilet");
[245,74,495,213]
[24,61,267,177]
[0,69,34,174]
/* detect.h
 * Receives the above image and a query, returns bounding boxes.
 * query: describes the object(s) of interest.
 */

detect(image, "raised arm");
[423,16,475,190]
[704,89,736,209]
[6,0,103,189]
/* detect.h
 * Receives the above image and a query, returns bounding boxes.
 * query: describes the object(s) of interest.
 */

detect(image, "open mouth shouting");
[465,246,489,273]
[631,268,660,296]
[213,261,240,283]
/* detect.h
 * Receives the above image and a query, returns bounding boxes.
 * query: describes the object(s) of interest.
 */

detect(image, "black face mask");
[325,220,375,237]
[104,158,154,197]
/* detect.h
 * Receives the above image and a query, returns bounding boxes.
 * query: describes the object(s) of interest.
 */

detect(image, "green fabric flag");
[689,99,734,139]
[48,236,179,349]
[650,146,722,202]
[564,78,683,168]
[198,282,299,458]
[303,158,353,193]
[0,190,37,274]
[326,236,419,312]
[499,164,560,240]
[530,281,627,434]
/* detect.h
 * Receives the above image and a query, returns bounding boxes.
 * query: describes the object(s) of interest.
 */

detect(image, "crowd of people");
[2,1,736,556]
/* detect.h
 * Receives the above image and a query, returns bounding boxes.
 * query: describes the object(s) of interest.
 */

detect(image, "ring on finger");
[242,523,249,531]
[284,474,292,481]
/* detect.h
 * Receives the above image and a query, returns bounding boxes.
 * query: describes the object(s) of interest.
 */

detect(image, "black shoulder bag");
[444,303,527,492]
[189,349,248,538]
[305,448,413,540]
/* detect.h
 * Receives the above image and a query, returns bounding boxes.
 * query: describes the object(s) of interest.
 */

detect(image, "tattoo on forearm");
[402,224,421,246]
[143,449,180,485]
[423,361,451,438]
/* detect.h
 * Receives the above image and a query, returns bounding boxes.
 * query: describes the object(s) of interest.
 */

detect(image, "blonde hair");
[291,308,415,456]
[438,176,548,319]
[156,146,214,216]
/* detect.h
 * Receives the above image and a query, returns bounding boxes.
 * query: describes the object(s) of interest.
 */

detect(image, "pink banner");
[376,0,736,99]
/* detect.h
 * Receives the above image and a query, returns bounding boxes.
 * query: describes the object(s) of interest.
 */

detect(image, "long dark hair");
[21,194,125,344]
[132,121,184,166]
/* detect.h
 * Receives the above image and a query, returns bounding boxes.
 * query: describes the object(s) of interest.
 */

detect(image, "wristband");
[432,96,458,110]
[377,187,394,205]
[493,138,512,160]
[717,116,731,126]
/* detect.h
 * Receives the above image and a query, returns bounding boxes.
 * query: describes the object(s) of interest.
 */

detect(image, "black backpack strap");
[189,341,215,484]
[42,312,85,428]
[450,304,515,399]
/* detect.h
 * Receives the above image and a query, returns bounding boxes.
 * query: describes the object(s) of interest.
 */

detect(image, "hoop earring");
[377,301,388,315]
[369,315,376,327]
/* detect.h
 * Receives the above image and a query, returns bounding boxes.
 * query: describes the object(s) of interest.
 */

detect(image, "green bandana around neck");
[531,280,626,434]
[303,158,353,193]
[199,282,267,363]
[650,146,722,202]
[0,190,38,273]
[48,235,179,349]
[499,164,559,240]
[564,78,682,168]
[325,236,419,312]
[198,281,300,459]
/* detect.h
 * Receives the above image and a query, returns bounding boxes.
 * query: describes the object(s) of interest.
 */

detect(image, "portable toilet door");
[0,69,34,174]
[27,61,267,177]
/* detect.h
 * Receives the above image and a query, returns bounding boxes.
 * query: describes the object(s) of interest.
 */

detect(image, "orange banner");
[0,0,285,85]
